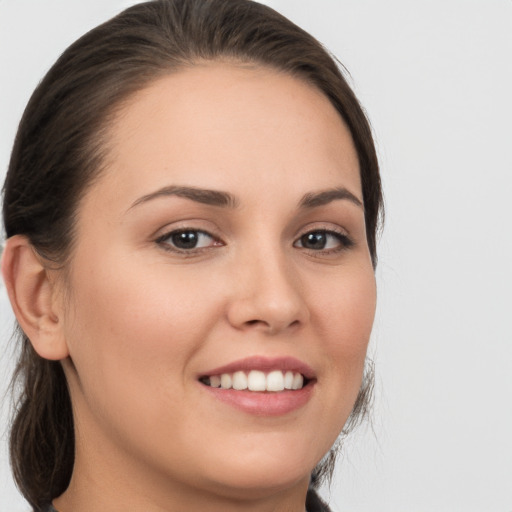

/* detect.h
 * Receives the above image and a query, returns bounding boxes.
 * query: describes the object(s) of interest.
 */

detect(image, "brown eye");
[294,230,353,251]
[299,232,328,250]
[157,230,219,251]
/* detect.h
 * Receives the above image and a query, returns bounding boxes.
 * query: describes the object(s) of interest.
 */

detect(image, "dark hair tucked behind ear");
[3,0,383,509]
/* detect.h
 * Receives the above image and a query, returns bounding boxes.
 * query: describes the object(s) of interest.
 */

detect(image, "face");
[58,63,376,504]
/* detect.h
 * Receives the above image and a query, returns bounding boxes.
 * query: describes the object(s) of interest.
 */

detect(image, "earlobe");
[1,235,69,360]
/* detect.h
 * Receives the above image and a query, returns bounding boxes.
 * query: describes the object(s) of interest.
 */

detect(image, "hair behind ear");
[9,338,74,511]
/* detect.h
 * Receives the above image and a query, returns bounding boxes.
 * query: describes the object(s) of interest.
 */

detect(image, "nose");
[226,249,310,335]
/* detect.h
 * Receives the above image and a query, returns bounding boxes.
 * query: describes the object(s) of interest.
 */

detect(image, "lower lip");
[200,382,315,416]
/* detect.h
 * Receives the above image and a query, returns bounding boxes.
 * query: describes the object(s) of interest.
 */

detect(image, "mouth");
[199,370,311,392]
[198,356,316,393]
[197,357,316,416]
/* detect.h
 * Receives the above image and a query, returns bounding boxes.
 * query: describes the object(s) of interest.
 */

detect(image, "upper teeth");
[206,370,304,392]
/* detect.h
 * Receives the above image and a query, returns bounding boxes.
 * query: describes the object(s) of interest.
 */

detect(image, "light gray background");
[1,1,511,511]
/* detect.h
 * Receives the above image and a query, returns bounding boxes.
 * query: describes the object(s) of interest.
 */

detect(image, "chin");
[204,465,312,502]
[196,445,320,500]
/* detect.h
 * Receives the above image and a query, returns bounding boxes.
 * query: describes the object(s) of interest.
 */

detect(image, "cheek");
[314,265,376,349]
[60,258,225,464]
[294,265,376,460]
[310,264,376,397]
[66,249,215,345]
[61,256,213,408]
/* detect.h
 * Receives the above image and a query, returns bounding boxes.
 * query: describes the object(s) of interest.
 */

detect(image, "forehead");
[90,62,361,211]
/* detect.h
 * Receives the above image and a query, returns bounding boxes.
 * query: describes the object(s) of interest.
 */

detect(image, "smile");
[200,370,306,392]
[198,356,316,416]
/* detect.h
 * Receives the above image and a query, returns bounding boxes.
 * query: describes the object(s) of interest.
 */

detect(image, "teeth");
[292,373,303,390]
[220,374,232,389]
[266,370,285,392]
[203,370,306,392]
[284,371,294,390]
[248,370,266,391]
[232,371,248,390]
[210,375,221,388]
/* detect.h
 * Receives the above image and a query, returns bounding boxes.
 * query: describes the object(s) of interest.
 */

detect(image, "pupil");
[302,232,326,249]
[172,231,198,249]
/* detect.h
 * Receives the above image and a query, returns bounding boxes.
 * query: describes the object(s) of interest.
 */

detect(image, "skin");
[7,63,377,512]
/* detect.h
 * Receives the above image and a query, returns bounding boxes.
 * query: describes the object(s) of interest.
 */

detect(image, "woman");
[1,0,383,511]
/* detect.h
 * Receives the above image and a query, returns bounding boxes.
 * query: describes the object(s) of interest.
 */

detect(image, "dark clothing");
[42,489,332,511]
[307,487,333,511]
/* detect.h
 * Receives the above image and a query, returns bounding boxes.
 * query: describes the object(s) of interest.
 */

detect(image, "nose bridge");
[227,238,309,333]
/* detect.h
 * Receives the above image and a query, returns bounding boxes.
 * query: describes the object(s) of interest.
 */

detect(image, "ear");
[1,235,69,360]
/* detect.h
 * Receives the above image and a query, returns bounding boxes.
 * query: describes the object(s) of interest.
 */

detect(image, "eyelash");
[293,229,354,254]
[155,228,354,255]
[155,229,222,254]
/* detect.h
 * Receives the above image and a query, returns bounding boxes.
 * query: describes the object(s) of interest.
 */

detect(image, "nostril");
[242,317,302,333]
[227,293,309,334]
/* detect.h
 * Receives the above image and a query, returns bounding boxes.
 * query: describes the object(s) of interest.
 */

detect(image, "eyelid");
[294,222,351,240]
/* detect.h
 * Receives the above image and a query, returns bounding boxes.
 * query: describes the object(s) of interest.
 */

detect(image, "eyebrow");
[298,187,363,209]
[128,185,239,210]
[128,185,362,211]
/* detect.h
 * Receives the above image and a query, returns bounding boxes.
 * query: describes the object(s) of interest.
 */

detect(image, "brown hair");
[3,0,383,509]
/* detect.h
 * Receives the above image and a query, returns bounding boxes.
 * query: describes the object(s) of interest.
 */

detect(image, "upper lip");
[199,356,316,380]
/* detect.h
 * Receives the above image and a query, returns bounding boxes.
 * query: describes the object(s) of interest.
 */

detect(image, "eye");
[294,230,353,252]
[156,229,221,251]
